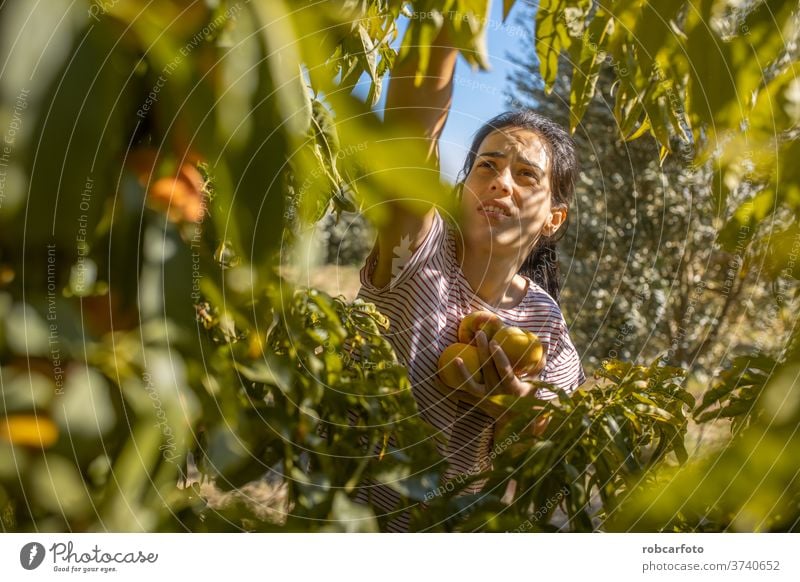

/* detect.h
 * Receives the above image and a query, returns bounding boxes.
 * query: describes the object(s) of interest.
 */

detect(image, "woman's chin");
[463,213,504,233]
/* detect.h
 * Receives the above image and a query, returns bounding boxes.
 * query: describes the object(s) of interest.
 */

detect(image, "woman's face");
[459,127,567,260]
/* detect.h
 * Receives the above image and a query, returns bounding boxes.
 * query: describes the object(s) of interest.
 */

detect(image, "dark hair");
[455,109,578,303]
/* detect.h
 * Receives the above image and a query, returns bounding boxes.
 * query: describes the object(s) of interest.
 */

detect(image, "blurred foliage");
[410,358,692,531]
[607,354,800,532]
[513,0,800,531]
[0,0,797,533]
[511,47,796,378]
[318,210,376,267]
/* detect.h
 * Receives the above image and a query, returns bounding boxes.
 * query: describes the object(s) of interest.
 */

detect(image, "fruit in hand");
[457,310,504,344]
[439,312,546,389]
[492,326,544,376]
[437,343,483,388]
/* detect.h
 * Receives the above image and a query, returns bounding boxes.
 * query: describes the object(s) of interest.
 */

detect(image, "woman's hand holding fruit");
[437,311,549,428]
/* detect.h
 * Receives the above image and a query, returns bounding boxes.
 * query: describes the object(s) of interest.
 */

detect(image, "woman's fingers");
[489,339,516,387]
[476,331,501,391]
[488,341,538,398]
[530,352,547,377]
[455,339,538,407]
[454,358,486,399]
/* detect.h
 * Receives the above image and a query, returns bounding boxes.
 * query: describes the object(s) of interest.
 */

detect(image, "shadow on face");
[456,128,566,258]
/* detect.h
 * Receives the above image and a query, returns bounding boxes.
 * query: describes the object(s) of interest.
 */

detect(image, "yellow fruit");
[493,326,544,376]
[437,343,483,389]
[0,415,58,448]
[457,310,504,344]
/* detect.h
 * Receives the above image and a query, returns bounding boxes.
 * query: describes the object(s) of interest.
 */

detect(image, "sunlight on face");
[459,127,561,258]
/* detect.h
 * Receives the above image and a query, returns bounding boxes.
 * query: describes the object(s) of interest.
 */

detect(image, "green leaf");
[659,423,688,465]
[13,23,137,263]
[445,0,492,71]
[398,14,441,86]
[716,188,777,251]
[568,10,611,132]
[235,357,292,394]
[762,222,800,280]
[535,0,571,94]
[357,24,383,107]
[631,0,683,76]
[641,80,674,156]
[672,389,696,409]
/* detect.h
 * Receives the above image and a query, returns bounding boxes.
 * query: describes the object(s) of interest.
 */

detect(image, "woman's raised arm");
[385,24,458,166]
[366,23,458,289]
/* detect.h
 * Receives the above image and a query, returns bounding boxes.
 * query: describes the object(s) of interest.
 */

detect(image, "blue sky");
[354,1,535,182]
[436,2,533,181]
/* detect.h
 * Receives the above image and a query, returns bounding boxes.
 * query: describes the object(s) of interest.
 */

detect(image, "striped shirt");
[353,209,585,531]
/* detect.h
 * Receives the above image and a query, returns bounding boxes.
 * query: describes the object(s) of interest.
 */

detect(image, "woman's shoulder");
[520,277,562,315]
[359,207,448,294]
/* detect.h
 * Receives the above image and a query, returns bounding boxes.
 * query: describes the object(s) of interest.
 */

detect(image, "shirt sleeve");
[358,209,445,295]
[536,318,586,399]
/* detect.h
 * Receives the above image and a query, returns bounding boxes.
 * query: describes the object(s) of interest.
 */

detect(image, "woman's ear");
[542,206,567,236]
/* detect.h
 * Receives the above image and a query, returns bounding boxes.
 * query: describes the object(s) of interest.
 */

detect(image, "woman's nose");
[490,167,513,193]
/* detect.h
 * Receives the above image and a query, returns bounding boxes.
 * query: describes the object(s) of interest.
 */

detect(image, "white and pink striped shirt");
[354,208,585,530]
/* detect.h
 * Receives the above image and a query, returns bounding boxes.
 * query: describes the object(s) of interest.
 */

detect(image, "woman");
[354,22,584,531]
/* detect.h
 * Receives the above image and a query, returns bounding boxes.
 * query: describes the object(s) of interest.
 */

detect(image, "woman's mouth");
[477,204,511,222]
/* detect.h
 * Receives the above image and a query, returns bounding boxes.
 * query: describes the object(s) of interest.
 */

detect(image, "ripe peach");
[147,168,205,223]
[457,310,504,344]
[437,342,483,389]
[493,326,545,376]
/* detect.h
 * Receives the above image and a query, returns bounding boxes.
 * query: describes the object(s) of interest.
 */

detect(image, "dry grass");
[179,456,289,526]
